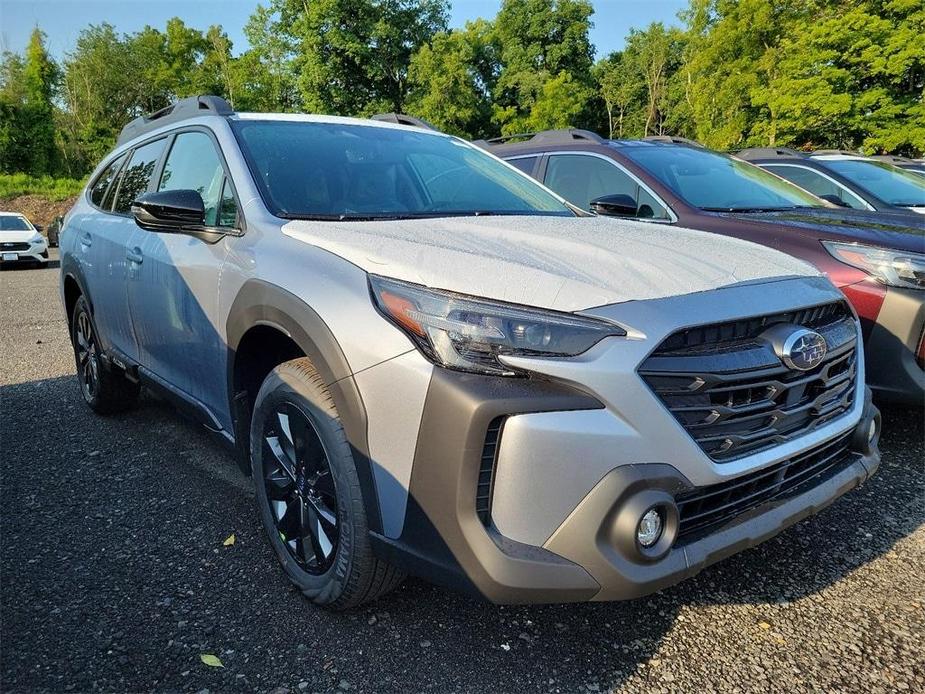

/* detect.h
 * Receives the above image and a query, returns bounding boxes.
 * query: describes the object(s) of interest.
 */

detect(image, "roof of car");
[0,211,27,217]
[117,95,447,146]
[477,129,709,153]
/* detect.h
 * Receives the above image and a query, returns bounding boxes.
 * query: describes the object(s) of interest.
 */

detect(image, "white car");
[0,212,49,266]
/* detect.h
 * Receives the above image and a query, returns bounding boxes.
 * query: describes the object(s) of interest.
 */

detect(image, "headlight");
[823,241,925,290]
[32,235,46,245]
[369,275,626,376]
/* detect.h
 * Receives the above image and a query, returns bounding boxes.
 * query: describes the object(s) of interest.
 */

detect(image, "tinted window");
[507,157,537,175]
[0,216,32,231]
[822,159,925,208]
[763,165,867,209]
[159,132,229,226]
[113,139,167,214]
[232,120,572,219]
[621,146,824,211]
[544,154,670,219]
[89,154,127,209]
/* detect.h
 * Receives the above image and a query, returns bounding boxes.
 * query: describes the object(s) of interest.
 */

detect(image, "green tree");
[406,20,497,137]
[594,52,641,138]
[15,28,58,176]
[491,0,595,134]
[266,0,449,116]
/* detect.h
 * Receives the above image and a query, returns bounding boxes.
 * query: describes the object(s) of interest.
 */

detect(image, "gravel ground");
[2,253,923,693]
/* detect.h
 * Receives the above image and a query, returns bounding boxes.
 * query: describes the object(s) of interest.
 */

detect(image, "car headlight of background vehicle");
[823,241,925,290]
[370,275,626,376]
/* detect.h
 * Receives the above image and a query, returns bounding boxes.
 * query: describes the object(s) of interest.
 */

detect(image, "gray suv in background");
[60,96,881,609]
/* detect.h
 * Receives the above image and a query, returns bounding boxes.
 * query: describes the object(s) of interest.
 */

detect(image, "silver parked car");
[60,96,881,609]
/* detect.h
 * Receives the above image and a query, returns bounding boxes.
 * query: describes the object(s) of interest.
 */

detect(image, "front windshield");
[620,145,825,211]
[821,159,925,208]
[232,120,573,220]
[0,216,31,231]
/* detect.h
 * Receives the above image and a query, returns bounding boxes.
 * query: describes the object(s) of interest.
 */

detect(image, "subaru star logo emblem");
[781,328,827,371]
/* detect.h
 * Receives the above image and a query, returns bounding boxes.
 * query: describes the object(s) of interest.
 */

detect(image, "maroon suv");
[480,131,925,404]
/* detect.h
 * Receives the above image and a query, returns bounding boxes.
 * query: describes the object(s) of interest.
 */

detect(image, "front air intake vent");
[476,417,505,525]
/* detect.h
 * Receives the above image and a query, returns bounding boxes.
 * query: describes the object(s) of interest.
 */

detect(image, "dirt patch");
[0,195,78,228]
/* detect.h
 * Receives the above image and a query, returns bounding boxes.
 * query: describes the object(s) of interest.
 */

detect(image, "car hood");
[715,207,925,253]
[0,230,40,244]
[282,215,817,311]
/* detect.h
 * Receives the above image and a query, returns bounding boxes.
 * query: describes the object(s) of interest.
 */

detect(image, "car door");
[542,153,673,220]
[126,129,240,428]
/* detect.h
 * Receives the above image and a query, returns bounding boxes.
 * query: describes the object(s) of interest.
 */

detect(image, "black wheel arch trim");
[225,278,382,535]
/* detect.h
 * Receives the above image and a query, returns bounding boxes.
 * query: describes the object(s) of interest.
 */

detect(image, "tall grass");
[0,174,86,201]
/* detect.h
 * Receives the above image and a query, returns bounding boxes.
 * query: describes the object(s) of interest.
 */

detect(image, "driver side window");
[158,131,237,227]
[764,165,867,210]
[544,154,670,219]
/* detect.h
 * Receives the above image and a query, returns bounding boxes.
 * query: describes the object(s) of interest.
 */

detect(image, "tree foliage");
[0,0,921,179]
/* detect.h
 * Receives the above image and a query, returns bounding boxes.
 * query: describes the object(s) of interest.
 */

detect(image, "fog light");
[868,419,878,443]
[637,508,663,548]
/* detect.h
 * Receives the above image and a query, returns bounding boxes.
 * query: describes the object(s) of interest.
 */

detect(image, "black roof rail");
[117,95,234,145]
[736,147,807,160]
[480,128,605,147]
[370,113,438,130]
[642,135,704,148]
[810,149,865,157]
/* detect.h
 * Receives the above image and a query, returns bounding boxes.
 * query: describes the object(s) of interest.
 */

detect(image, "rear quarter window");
[89,154,127,210]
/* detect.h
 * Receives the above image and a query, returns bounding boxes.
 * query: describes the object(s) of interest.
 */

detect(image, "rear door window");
[89,154,127,210]
[113,138,168,214]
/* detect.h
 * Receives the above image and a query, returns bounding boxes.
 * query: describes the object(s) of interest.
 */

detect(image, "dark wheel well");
[63,275,82,330]
[231,325,306,467]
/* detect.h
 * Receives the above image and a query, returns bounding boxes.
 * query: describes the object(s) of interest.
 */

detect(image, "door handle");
[79,232,92,247]
[126,248,144,264]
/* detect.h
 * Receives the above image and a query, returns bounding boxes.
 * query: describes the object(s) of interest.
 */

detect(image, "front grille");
[640,302,858,462]
[675,433,856,544]
[655,302,852,355]
[476,417,504,525]
[0,242,30,252]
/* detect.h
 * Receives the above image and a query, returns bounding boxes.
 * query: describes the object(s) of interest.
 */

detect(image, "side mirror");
[132,190,206,232]
[818,194,849,208]
[590,193,638,217]
[33,224,44,233]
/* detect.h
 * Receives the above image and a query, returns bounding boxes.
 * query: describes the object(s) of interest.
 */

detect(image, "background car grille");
[639,302,857,462]
[476,417,505,525]
[674,433,856,544]
[0,242,30,252]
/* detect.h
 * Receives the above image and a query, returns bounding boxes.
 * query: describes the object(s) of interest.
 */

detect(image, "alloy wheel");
[75,310,100,401]
[262,402,339,575]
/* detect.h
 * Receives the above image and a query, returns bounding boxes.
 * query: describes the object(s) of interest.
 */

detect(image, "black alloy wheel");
[74,308,101,403]
[262,401,339,575]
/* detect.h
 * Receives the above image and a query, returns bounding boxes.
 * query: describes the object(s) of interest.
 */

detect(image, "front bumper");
[0,247,48,264]
[864,286,925,404]
[365,275,882,603]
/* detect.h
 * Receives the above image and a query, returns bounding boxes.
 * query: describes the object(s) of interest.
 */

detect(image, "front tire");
[71,296,140,414]
[250,357,403,609]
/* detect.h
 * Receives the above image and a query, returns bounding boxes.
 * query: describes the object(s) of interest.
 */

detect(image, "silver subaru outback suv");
[60,96,881,609]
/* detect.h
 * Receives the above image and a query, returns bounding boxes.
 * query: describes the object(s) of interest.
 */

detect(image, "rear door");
[126,129,240,427]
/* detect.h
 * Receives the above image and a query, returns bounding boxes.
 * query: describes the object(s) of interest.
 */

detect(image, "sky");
[0,0,688,60]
